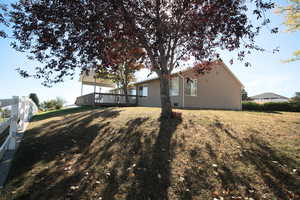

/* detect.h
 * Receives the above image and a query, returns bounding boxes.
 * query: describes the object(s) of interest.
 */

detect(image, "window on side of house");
[139,85,148,97]
[185,78,197,96]
[170,76,179,96]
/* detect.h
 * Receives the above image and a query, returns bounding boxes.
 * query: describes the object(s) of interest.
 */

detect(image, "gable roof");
[132,61,244,88]
[250,92,289,100]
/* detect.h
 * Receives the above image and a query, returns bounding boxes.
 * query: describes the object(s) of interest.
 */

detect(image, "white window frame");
[185,79,197,96]
[169,76,179,96]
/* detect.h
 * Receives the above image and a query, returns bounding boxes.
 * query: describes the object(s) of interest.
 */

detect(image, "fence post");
[8,96,19,150]
[18,97,25,131]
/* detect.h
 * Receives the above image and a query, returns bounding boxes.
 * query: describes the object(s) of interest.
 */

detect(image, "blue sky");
[0,0,299,104]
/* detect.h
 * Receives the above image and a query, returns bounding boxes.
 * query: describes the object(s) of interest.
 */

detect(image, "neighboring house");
[110,61,244,110]
[250,93,289,103]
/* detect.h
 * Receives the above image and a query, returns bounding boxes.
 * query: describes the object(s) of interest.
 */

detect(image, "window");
[129,89,136,95]
[139,86,148,97]
[185,78,197,96]
[170,77,179,96]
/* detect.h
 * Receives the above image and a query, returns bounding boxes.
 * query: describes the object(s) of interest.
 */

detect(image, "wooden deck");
[75,93,140,107]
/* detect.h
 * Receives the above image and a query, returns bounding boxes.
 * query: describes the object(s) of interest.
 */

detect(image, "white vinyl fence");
[0,96,38,160]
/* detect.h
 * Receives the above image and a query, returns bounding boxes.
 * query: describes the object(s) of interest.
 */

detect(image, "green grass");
[1,107,300,200]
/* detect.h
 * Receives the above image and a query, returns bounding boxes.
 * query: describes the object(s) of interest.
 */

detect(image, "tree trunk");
[159,71,173,118]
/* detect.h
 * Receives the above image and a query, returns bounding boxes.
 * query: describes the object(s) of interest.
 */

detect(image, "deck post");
[93,93,96,107]
[136,85,139,106]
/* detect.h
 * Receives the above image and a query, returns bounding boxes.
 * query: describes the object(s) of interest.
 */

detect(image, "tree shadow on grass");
[6,109,299,200]
[6,108,122,187]
[4,112,153,200]
[176,120,300,200]
[177,144,257,200]
[31,106,102,122]
[125,116,182,200]
[240,135,300,199]
[222,126,300,199]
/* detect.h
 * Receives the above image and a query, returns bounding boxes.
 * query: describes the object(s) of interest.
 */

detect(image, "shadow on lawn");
[31,106,101,121]
[5,107,182,200]
[3,110,300,200]
[221,125,300,199]
[7,108,121,190]
[241,135,300,199]
[175,120,300,200]
[125,116,182,200]
[74,115,181,200]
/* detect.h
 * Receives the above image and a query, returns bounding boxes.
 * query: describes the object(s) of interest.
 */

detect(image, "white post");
[18,97,25,131]
[8,96,19,150]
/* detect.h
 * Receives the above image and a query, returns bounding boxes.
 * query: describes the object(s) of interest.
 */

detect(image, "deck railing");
[75,93,144,106]
[0,96,38,160]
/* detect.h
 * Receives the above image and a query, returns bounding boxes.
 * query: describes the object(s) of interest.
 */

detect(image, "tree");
[29,93,40,107]
[10,0,277,118]
[95,44,145,103]
[55,97,66,109]
[241,89,249,101]
[291,92,300,102]
[0,3,8,38]
[277,0,300,62]
[40,97,65,111]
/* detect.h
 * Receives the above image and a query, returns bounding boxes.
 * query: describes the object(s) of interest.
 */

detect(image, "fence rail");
[0,96,38,161]
[75,93,145,106]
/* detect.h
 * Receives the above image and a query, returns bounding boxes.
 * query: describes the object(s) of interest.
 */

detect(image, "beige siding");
[183,63,242,110]
[136,63,242,110]
[137,78,183,108]
[138,80,161,107]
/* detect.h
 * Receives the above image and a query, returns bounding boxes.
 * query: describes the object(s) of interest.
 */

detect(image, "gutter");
[178,74,185,108]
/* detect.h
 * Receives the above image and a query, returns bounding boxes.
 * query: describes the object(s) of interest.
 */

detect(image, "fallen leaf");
[157,174,161,179]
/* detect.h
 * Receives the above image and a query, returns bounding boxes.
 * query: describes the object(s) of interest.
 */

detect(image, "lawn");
[1,107,300,200]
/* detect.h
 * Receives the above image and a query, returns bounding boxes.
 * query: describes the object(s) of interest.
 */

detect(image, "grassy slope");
[1,107,300,200]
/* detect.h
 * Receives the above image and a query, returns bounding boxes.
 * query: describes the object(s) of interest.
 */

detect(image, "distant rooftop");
[250,92,289,100]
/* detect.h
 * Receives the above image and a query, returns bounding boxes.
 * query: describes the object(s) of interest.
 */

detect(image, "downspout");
[240,86,244,111]
[178,74,185,108]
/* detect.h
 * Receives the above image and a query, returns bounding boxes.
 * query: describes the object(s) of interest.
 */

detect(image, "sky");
[0,0,299,104]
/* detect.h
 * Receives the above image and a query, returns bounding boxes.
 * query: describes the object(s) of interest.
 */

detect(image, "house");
[76,61,244,110]
[250,92,289,103]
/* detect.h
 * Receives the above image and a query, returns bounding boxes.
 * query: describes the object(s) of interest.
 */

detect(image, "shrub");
[242,101,263,111]
[40,97,66,111]
[290,92,300,103]
[242,101,300,112]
